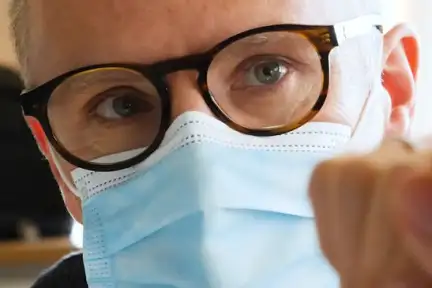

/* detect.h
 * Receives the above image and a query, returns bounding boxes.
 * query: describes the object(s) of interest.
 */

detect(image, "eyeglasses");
[20,15,382,172]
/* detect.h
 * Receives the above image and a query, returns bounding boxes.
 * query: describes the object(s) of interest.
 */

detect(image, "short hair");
[8,0,382,77]
[8,0,27,70]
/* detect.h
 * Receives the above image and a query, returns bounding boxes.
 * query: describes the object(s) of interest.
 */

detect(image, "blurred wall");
[0,2,27,287]
[409,1,432,136]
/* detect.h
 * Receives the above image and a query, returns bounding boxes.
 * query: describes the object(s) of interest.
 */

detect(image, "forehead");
[27,0,362,85]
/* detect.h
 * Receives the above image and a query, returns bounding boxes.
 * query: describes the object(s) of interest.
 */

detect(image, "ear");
[26,116,50,156]
[26,116,83,223]
[382,24,420,136]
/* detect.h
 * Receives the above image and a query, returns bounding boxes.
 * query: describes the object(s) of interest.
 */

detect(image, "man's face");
[24,0,417,222]
[27,0,380,124]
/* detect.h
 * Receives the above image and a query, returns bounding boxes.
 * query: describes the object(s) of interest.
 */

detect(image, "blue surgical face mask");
[70,111,353,288]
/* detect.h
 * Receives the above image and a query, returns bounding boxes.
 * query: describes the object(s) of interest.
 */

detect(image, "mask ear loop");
[345,84,392,154]
[48,145,83,198]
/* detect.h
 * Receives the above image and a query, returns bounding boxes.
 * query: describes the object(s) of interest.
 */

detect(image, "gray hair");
[9,0,382,79]
[8,0,28,72]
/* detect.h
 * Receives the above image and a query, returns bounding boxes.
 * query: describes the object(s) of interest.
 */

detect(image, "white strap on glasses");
[334,14,382,45]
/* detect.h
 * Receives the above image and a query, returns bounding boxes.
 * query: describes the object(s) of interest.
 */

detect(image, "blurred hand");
[309,138,432,288]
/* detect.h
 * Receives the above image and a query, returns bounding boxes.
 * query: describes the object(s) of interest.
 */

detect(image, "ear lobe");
[382,24,420,136]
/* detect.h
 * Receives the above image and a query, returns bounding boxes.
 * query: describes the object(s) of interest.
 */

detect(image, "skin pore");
[21,0,418,222]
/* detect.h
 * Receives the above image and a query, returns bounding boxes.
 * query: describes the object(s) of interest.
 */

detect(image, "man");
[8,0,423,287]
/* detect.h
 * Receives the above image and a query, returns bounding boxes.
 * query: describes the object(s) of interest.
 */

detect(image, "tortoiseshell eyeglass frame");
[20,15,383,172]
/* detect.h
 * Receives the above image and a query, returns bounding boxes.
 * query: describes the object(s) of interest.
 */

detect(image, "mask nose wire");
[344,86,391,153]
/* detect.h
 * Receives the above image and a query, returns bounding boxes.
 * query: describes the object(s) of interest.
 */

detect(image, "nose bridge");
[161,53,208,73]
[167,69,213,121]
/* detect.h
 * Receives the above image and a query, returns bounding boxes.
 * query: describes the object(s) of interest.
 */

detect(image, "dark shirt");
[31,252,88,288]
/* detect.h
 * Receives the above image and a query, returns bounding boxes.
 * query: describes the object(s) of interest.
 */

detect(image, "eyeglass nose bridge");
[153,53,213,77]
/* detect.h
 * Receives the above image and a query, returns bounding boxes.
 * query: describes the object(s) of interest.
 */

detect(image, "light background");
[382,0,432,136]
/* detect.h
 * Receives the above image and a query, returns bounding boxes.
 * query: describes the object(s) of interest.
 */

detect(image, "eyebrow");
[23,29,305,91]
[70,72,147,91]
[230,32,302,49]
[241,34,270,45]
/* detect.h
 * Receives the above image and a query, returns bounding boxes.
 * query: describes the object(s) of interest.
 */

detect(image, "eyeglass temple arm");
[334,14,382,46]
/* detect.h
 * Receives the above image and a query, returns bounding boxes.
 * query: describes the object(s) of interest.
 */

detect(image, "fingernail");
[401,175,432,238]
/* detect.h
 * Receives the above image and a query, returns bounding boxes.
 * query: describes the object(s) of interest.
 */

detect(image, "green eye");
[250,61,288,85]
[95,87,155,120]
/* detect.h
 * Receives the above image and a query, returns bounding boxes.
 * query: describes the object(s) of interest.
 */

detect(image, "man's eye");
[94,87,155,120]
[238,59,289,88]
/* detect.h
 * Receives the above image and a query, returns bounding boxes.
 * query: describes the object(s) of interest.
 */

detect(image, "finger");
[371,136,415,161]
[310,155,387,277]
[388,136,432,274]
[357,154,421,285]
[397,171,432,275]
[351,144,430,287]
[311,138,420,280]
[330,137,416,268]
[332,157,381,278]
[309,158,342,267]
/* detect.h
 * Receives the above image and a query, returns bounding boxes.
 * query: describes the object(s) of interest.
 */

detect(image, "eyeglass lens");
[47,30,324,165]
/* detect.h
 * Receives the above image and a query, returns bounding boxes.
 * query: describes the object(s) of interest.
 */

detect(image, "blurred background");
[0,0,431,287]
